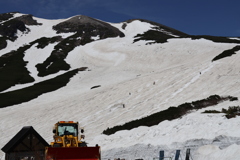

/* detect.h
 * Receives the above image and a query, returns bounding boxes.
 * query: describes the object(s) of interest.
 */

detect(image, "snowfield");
[1,14,240,160]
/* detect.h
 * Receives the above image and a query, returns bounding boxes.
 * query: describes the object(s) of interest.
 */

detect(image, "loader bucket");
[45,146,101,160]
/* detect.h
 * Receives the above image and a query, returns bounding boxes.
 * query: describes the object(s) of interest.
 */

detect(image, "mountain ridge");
[0,12,240,160]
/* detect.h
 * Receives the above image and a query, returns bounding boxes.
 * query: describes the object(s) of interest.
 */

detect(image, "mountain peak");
[52,15,125,38]
[65,15,106,26]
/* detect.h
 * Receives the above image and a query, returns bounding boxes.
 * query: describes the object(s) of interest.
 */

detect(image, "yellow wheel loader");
[45,121,101,160]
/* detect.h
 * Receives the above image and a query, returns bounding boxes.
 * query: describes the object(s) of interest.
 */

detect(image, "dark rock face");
[0,13,42,45]
[125,19,188,37]
[0,19,28,40]
[0,44,35,92]
[0,37,8,50]
[30,36,63,49]
[0,69,80,108]
[0,13,42,51]
[0,13,24,49]
[134,30,174,44]
[123,19,188,44]
[0,12,15,22]
[212,45,240,61]
[15,14,42,26]
[53,15,125,39]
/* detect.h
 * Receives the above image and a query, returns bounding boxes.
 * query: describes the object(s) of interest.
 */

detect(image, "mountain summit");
[1,12,240,160]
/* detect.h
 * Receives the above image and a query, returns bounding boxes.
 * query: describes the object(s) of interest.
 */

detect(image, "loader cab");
[53,121,79,137]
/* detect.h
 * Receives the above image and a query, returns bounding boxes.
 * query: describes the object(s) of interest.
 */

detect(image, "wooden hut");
[1,126,49,160]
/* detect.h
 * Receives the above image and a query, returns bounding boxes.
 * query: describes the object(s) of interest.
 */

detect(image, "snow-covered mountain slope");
[1,12,240,159]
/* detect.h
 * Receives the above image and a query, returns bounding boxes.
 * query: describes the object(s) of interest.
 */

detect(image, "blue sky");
[0,0,239,37]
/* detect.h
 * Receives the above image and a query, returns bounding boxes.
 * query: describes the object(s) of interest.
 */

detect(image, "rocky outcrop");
[122,19,188,44]
[0,12,15,22]
[15,14,42,26]
[0,13,41,46]
[53,15,124,38]
[0,18,28,40]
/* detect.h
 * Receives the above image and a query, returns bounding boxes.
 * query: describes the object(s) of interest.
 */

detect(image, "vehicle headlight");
[56,137,62,142]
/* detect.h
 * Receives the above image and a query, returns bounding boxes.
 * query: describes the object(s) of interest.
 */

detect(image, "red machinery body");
[45,146,101,160]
